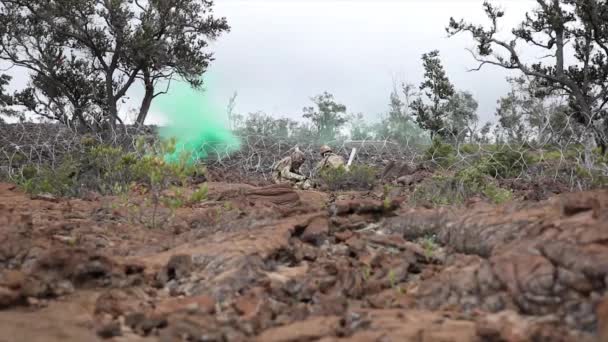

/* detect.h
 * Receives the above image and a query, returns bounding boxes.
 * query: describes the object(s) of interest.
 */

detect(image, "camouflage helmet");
[319,145,332,155]
[291,148,306,163]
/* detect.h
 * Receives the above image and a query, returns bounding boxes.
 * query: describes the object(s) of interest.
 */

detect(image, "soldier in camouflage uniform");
[272,148,312,190]
[314,145,346,175]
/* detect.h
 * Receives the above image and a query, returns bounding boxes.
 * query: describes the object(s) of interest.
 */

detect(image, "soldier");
[272,148,311,190]
[314,145,346,175]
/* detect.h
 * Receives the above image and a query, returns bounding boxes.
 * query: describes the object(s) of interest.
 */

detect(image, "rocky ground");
[0,181,607,342]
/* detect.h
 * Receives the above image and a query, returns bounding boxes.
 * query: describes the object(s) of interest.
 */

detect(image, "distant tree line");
[0,0,606,158]
[229,50,480,147]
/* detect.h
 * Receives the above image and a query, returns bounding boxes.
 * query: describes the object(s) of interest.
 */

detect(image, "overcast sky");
[144,0,536,125]
[6,0,539,125]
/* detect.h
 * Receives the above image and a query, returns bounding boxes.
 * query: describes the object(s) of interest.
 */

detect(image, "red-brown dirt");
[0,182,606,341]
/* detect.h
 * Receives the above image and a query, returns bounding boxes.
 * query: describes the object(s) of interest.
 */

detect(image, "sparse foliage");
[239,111,304,140]
[411,50,456,140]
[378,83,429,145]
[0,74,12,107]
[348,113,375,140]
[495,77,575,145]
[444,91,479,142]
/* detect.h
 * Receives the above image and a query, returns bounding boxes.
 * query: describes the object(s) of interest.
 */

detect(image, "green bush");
[188,183,209,204]
[411,174,469,206]
[424,138,456,168]
[482,183,513,204]
[575,165,608,188]
[15,137,205,198]
[349,164,377,189]
[412,164,513,207]
[319,164,377,191]
[458,143,480,155]
[475,146,533,178]
[595,148,608,165]
[319,165,348,190]
[539,150,564,162]
[19,158,79,196]
[457,162,513,204]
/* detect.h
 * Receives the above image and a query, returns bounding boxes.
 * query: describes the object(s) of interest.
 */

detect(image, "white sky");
[5,0,539,125]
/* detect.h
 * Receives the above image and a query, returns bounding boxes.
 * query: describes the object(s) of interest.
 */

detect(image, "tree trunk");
[136,84,154,126]
[73,107,90,133]
[583,131,597,169]
[105,77,118,130]
[136,69,154,126]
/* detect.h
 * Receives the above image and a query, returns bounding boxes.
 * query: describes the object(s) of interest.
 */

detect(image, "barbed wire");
[0,120,606,191]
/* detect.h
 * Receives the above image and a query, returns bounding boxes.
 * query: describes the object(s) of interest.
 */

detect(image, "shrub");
[411,174,468,206]
[319,164,377,191]
[188,183,209,204]
[418,235,439,258]
[319,165,347,190]
[538,150,564,162]
[424,138,456,168]
[412,163,513,206]
[15,137,205,198]
[458,143,480,155]
[482,183,513,204]
[19,158,79,196]
[349,164,377,189]
[575,165,608,188]
[457,163,513,204]
[475,145,533,178]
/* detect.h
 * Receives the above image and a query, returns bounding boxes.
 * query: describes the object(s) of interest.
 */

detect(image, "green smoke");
[154,80,241,164]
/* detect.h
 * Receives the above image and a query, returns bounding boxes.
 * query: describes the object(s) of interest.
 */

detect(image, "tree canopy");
[0,0,229,130]
[447,0,608,152]
[410,50,456,140]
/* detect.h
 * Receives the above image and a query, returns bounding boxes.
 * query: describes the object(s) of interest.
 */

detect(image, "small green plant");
[382,184,393,209]
[362,266,372,281]
[383,197,392,210]
[482,184,512,204]
[419,235,439,258]
[382,183,393,198]
[129,138,202,228]
[222,201,233,211]
[594,148,608,165]
[458,143,480,155]
[539,150,564,162]
[388,269,397,287]
[388,269,404,294]
[189,183,209,204]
